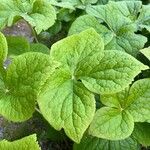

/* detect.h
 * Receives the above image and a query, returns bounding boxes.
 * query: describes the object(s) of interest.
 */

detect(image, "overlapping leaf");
[0,0,56,33]
[90,78,150,140]
[38,28,147,142]
[85,1,148,56]
[0,33,59,121]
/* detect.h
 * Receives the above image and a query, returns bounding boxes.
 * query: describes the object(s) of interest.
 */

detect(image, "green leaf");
[38,29,102,143]
[137,5,150,32]
[74,135,139,150]
[140,47,150,61]
[77,50,147,94]
[86,1,147,56]
[100,78,150,123]
[0,0,56,34]
[133,122,150,146]
[0,32,7,66]
[0,134,41,150]
[51,28,104,71]
[89,107,134,140]
[68,15,113,45]
[6,36,30,57]
[0,52,59,122]
[38,71,95,143]
[127,78,150,122]
[38,29,147,142]
[30,43,49,54]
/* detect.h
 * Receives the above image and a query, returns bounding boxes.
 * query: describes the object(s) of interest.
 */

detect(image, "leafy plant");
[0,0,56,33]
[0,0,149,149]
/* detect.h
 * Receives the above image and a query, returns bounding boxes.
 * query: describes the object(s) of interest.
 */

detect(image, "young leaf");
[0,32,7,66]
[74,135,139,150]
[89,107,134,140]
[133,122,150,146]
[6,36,30,57]
[0,0,56,34]
[127,78,150,122]
[68,15,113,45]
[0,52,59,122]
[0,134,40,150]
[86,1,147,56]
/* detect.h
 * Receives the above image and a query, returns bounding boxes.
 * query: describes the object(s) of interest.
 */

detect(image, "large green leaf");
[89,107,134,140]
[77,50,147,94]
[38,70,95,143]
[0,134,40,150]
[127,78,150,122]
[133,122,150,146]
[51,28,104,70]
[0,52,59,122]
[74,135,139,150]
[86,1,147,56]
[0,0,56,33]
[38,29,102,142]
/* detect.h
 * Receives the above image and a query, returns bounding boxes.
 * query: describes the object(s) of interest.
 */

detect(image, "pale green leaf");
[0,0,56,34]
[68,15,113,45]
[89,107,134,140]
[0,32,7,66]
[127,78,150,122]
[77,50,147,94]
[6,36,30,57]
[51,28,104,72]
[74,135,139,150]
[0,52,59,122]
[133,122,150,146]
[140,47,150,61]
[38,68,95,143]
[0,134,41,150]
